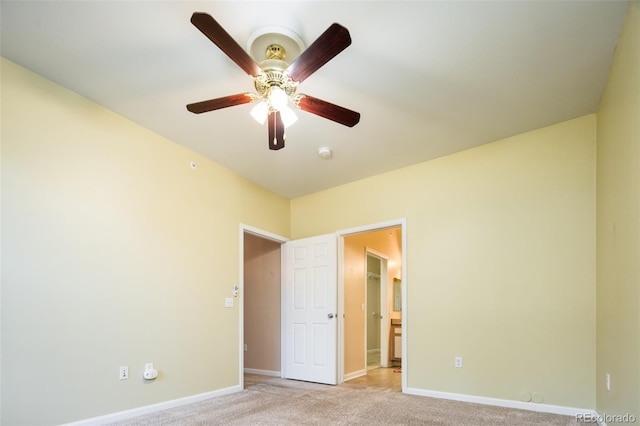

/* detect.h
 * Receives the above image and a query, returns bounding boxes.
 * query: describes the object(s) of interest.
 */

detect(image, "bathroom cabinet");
[390,319,402,364]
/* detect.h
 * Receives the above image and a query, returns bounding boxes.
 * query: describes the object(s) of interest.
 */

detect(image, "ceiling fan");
[186,12,361,150]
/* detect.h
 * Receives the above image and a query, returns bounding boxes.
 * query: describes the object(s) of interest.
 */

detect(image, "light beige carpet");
[109,375,577,425]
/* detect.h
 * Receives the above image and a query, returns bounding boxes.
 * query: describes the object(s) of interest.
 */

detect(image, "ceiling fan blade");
[286,23,352,83]
[186,93,253,114]
[295,94,360,127]
[191,12,262,77]
[268,111,285,150]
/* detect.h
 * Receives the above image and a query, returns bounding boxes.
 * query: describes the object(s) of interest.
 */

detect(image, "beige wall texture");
[596,1,640,421]
[1,58,290,425]
[343,227,402,375]
[293,114,597,409]
[243,233,282,373]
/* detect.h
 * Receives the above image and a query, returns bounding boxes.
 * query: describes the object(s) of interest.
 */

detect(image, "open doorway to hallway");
[342,226,403,391]
[242,231,283,382]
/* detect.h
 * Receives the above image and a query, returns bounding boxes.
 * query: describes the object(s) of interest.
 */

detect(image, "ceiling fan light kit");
[186,12,360,151]
[250,100,269,125]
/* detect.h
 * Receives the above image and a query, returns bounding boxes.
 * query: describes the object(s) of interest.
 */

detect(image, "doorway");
[242,228,338,386]
[340,223,404,391]
[240,226,287,389]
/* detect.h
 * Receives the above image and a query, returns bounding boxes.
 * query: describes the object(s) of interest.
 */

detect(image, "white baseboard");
[61,385,242,426]
[343,369,367,381]
[244,368,281,377]
[58,378,604,425]
[406,387,599,420]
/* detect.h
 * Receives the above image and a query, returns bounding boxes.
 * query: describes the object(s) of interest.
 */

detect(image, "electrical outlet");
[119,366,129,380]
[455,356,463,368]
[225,298,234,308]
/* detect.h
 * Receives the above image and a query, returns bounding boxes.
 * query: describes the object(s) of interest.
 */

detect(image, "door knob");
[328,313,335,319]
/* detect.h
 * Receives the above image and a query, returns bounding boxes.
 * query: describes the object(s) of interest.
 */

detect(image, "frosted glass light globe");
[269,86,288,111]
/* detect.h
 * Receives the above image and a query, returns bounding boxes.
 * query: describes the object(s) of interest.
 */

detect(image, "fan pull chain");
[272,113,278,146]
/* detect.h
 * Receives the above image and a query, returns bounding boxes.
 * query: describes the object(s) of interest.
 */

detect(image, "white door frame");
[365,248,389,369]
[337,218,407,392]
[238,224,288,389]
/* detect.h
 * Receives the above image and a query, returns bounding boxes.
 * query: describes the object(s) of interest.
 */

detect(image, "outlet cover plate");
[119,366,129,380]
[455,357,463,368]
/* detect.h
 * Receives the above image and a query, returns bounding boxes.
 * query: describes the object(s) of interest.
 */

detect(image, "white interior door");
[283,234,337,385]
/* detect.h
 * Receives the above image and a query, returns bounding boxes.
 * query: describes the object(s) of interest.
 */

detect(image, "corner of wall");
[595,1,640,420]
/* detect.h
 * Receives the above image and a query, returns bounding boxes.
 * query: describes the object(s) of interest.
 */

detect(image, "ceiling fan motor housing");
[254,44,298,99]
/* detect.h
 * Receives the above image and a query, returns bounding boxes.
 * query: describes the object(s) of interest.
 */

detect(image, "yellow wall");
[292,114,596,408]
[596,1,640,420]
[1,58,290,425]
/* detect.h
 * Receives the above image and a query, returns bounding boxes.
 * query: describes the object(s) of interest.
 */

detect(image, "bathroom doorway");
[342,224,403,390]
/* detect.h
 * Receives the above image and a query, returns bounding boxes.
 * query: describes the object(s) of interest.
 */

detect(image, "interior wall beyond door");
[244,232,282,374]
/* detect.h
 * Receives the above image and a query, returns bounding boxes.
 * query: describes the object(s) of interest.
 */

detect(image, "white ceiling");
[1,1,629,198]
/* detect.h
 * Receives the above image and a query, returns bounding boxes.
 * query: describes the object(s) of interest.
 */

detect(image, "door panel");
[283,234,337,385]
